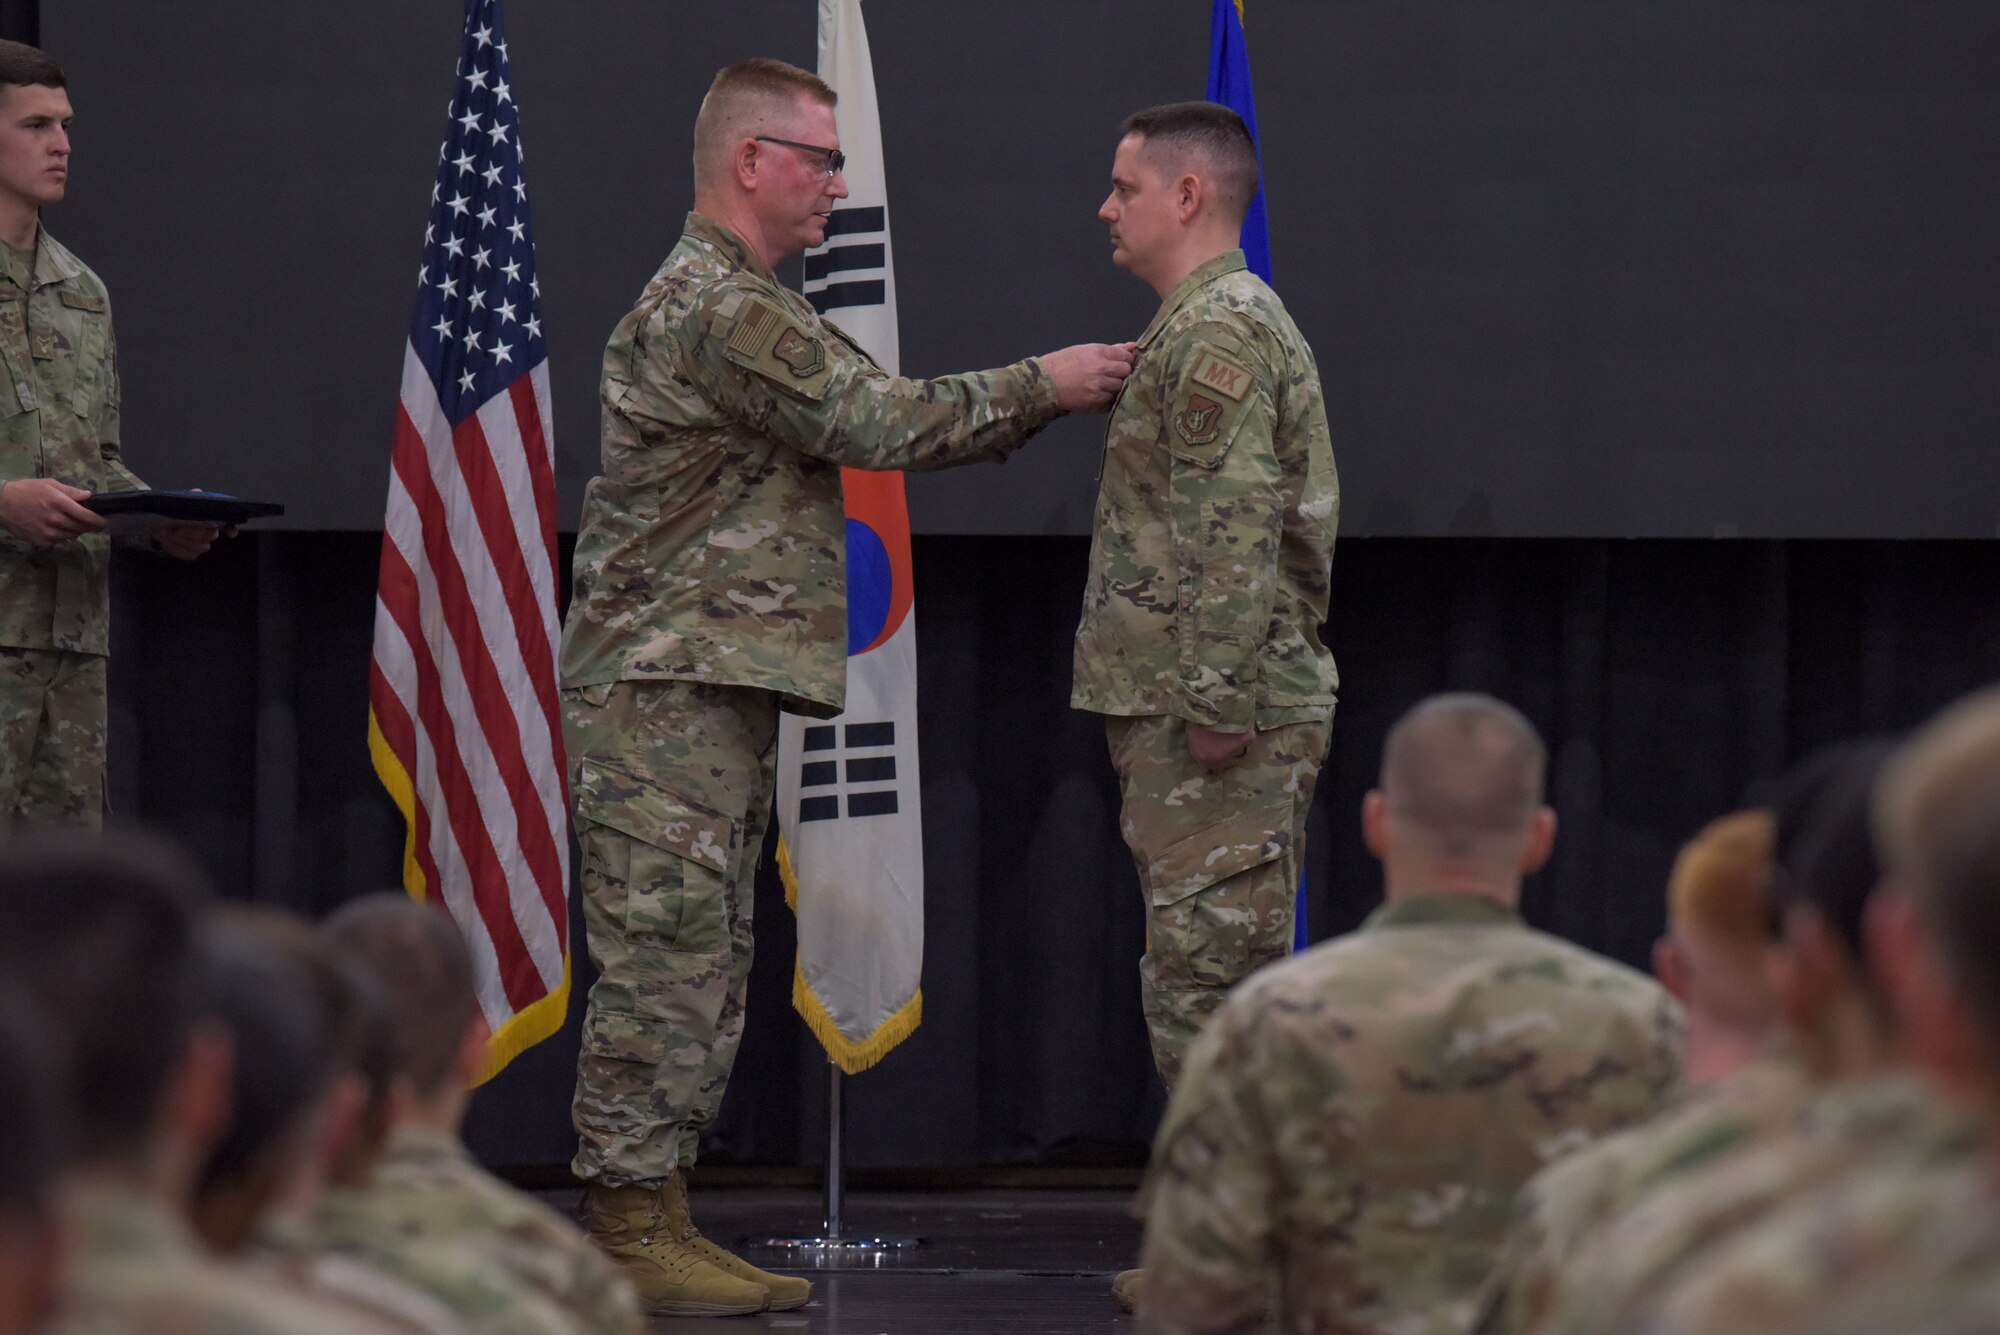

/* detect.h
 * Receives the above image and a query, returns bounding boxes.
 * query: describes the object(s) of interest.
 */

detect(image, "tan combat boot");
[1111,1267,1145,1312]
[662,1170,814,1312]
[583,1182,770,1316]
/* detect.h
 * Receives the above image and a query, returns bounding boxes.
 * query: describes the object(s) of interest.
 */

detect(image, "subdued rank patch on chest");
[773,327,827,379]
[1187,346,1252,402]
[1175,393,1224,446]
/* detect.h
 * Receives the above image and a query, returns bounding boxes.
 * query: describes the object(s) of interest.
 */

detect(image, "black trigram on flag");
[804,206,887,313]
[797,720,900,821]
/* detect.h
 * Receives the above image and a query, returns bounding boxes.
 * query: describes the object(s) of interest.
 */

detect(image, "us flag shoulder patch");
[727,298,784,358]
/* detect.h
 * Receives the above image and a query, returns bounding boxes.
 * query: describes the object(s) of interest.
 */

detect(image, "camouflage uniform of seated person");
[556,56,1134,1317]
[1470,808,1802,1335]
[0,832,377,1335]
[318,894,641,1335]
[1522,741,1970,1335]
[1629,689,2000,1335]
[1135,695,1682,1335]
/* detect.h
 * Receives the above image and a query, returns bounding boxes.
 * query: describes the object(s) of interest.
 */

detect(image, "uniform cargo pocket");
[575,758,735,955]
[1146,802,1289,909]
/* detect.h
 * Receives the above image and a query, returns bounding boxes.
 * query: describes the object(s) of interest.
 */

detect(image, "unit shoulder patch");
[720,293,834,401]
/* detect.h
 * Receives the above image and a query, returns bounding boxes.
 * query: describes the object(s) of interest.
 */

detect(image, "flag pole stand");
[753,1062,919,1257]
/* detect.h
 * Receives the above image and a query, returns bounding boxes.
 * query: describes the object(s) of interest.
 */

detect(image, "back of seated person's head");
[1771,740,1897,971]
[1876,688,2000,1081]
[192,907,342,1253]
[1368,693,1553,895]
[0,830,214,1168]
[321,894,482,1114]
[0,984,67,1335]
[1656,810,1779,1082]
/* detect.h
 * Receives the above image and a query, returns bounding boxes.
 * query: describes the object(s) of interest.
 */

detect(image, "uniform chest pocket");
[46,291,106,419]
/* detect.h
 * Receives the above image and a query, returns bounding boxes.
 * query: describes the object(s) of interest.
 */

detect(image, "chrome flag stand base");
[755,1063,920,1259]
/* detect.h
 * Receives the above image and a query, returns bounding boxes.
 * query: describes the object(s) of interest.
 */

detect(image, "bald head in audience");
[1363,693,1556,903]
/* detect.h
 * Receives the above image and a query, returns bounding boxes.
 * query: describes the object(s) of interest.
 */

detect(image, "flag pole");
[754,1063,918,1256]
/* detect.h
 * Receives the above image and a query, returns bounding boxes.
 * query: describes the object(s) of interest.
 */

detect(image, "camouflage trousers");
[1106,710,1332,1088]
[0,646,106,837]
[563,679,778,1187]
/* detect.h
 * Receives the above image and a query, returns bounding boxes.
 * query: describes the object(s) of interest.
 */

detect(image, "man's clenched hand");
[1043,342,1138,413]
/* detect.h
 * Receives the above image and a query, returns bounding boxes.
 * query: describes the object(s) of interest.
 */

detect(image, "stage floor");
[553,1187,1168,1333]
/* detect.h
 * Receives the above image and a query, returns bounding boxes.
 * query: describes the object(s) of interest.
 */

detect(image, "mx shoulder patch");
[1186,344,1254,402]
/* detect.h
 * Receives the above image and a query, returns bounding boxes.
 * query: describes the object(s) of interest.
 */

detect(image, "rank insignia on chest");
[30,328,55,361]
[1175,393,1224,445]
[773,327,827,379]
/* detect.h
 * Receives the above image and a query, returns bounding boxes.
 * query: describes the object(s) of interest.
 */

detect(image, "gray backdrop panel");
[45,1,2000,537]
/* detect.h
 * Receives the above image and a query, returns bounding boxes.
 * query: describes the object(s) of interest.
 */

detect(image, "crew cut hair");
[0,40,63,95]
[1120,100,1261,225]
[0,830,212,1161]
[1379,693,1546,855]
[323,893,480,1098]
[694,57,837,185]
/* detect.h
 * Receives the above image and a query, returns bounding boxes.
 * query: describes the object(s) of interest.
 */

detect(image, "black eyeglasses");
[755,135,846,178]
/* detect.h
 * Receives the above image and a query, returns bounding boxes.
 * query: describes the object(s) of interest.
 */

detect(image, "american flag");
[367,0,569,1082]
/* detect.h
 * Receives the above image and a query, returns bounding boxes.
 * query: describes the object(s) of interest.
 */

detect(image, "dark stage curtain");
[106,533,2000,1172]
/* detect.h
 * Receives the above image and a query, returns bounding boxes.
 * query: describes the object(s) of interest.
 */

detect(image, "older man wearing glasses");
[557,57,1134,1319]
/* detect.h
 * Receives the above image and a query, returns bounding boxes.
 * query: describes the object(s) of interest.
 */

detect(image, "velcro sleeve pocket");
[1167,342,1257,469]
[1146,802,1289,908]
[717,292,835,402]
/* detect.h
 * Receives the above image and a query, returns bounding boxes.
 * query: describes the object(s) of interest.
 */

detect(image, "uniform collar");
[1137,248,1247,350]
[381,1122,471,1166]
[1362,894,1523,931]
[62,1178,204,1266]
[683,211,777,286]
[0,227,80,293]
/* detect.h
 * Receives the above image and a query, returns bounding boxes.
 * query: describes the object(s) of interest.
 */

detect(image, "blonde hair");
[694,58,837,187]
[1668,809,1776,948]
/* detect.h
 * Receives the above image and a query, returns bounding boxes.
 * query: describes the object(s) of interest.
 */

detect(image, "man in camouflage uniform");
[0,831,375,1335]
[1074,102,1338,1098]
[1634,688,2000,1335]
[1470,808,1802,1335]
[1134,695,1683,1335]
[318,895,640,1335]
[558,58,1132,1316]
[0,42,217,835]
[1516,741,1959,1335]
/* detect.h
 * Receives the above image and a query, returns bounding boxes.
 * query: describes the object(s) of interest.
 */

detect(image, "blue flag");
[1208,0,1304,949]
[1206,0,1272,284]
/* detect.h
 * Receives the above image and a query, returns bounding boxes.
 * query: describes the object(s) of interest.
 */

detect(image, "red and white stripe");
[369,344,568,1028]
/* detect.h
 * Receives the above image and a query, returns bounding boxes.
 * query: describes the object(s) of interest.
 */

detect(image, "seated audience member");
[193,909,475,1335]
[319,894,641,1335]
[0,985,67,1335]
[1134,693,1684,1335]
[1525,740,1963,1335]
[1472,808,1797,1332]
[0,830,370,1334]
[1638,688,2000,1333]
